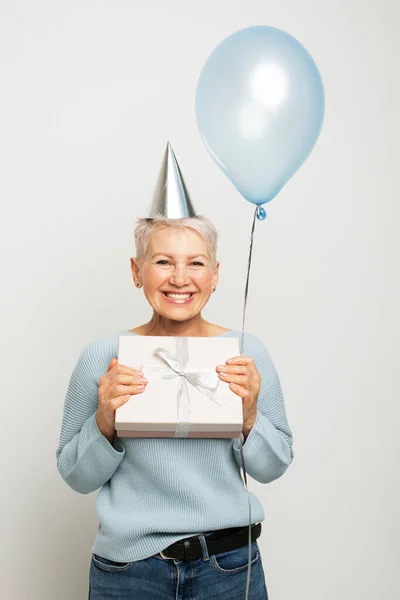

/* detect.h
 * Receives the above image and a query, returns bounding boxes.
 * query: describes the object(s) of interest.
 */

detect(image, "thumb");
[107,358,118,371]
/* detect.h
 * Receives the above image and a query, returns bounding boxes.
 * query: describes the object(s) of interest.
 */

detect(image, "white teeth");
[165,293,192,300]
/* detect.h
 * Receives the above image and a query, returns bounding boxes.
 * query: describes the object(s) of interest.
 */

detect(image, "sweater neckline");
[121,329,235,338]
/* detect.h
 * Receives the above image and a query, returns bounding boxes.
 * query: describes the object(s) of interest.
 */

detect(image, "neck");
[141,313,211,337]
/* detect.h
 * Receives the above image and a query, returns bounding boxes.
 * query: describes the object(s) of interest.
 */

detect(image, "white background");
[0,1,398,599]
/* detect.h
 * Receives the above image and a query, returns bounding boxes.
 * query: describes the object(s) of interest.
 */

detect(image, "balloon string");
[240,206,258,355]
[239,206,258,600]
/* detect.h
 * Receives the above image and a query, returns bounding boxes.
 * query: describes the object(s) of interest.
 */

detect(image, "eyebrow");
[151,253,208,260]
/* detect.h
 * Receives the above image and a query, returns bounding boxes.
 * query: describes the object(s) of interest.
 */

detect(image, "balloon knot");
[256,206,267,221]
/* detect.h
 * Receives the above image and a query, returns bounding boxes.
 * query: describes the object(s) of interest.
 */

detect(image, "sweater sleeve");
[56,344,125,494]
[232,335,294,484]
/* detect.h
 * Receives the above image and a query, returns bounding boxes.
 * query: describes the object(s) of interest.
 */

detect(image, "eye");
[156,260,171,265]
[190,261,205,266]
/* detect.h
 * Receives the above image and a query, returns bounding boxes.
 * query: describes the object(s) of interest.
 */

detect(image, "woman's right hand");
[96,358,148,442]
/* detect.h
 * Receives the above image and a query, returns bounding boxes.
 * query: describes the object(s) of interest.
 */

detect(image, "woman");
[56,213,294,600]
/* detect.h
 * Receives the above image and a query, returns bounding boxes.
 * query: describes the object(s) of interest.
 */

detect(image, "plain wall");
[1,1,398,598]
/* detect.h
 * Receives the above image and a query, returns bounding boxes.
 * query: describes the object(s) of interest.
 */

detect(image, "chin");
[151,304,201,322]
[162,311,198,322]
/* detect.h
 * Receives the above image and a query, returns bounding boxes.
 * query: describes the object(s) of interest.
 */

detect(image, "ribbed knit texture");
[56,329,294,562]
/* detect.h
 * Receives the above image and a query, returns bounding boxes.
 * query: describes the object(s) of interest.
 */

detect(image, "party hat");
[148,142,197,218]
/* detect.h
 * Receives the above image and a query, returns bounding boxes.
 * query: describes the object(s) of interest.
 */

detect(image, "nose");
[169,264,191,288]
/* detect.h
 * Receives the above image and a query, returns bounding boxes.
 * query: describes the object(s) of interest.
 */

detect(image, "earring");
[136,282,140,287]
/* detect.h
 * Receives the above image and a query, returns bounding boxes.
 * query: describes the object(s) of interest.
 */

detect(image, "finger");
[114,373,148,385]
[111,393,135,410]
[216,365,248,375]
[107,358,118,372]
[112,383,148,397]
[113,364,144,376]
[229,382,251,400]
[126,384,147,395]
[218,373,249,386]
[226,357,260,380]
[225,356,254,366]
[100,366,144,387]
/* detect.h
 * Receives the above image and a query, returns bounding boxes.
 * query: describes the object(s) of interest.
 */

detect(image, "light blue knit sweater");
[56,329,294,562]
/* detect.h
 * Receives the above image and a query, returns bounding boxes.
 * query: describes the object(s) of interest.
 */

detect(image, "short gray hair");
[134,215,218,266]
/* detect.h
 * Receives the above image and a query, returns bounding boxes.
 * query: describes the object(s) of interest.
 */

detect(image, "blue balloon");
[195,26,325,206]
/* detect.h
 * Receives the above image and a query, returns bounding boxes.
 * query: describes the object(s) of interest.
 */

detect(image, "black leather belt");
[158,523,262,560]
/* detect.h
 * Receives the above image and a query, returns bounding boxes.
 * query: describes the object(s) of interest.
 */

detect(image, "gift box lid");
[115,335,243,430]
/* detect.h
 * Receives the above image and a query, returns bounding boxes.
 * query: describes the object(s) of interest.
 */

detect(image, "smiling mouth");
[162,292,193,300]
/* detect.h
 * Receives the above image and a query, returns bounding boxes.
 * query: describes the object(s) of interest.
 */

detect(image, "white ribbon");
[139,337,227,438]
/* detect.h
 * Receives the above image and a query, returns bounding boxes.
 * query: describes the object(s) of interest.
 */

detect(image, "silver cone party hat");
[148,142,197,218]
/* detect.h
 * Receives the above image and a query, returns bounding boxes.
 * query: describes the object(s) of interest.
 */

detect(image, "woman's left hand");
[216,356,261,439]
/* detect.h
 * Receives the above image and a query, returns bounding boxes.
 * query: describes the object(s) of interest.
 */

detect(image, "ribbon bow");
[139,337,226,437]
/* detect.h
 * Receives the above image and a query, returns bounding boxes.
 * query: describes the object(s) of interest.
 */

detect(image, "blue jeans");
[89,534,268,599]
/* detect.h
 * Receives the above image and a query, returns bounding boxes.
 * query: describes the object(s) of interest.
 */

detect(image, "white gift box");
[115,335,243,438]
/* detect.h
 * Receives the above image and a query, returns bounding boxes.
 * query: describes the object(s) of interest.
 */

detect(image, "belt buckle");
[160,535,199,560]
[159,550,175,560]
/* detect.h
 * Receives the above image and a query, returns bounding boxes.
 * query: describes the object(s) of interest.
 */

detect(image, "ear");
[130,257,141,287]
[212,261,220,290]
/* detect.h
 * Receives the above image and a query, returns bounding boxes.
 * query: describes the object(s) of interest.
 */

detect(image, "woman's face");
[132,227,219,322]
